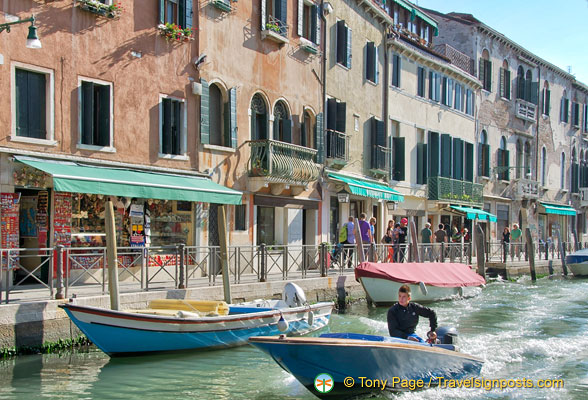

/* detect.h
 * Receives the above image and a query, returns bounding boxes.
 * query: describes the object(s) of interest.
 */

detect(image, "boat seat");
[148,299,229,315]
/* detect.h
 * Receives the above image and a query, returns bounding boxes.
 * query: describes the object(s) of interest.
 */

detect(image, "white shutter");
[261,0,266,31]
[298,0,303,36]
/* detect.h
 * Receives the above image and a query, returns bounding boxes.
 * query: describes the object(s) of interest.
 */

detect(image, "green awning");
[16,157,242,205]
[450,206,497,222]
[540,202,576,216]
[328,173,404,202]
[393,0,438,30]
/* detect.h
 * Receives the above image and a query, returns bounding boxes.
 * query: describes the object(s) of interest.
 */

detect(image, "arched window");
[273,101,291,143]
[560,90,569,123]
[209,84,224,146]
[480,49,491,91]
[516,139,523,179]
[572,147,579,193]
[561,152,566,190]
[478,130,489,177]
[500,60,510,99]
[517,66,525,100]
[301,110,315,148]
[541,146,546,186]
[542,81,550,116]
[498,136,509,180]
[525,70,532,102]
[251,94,268,140]
[524,142,531,179]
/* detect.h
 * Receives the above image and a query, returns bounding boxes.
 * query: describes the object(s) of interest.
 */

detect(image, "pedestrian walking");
[383,220,395,262]
[502,227,510,263]
[421,222,433,261]
[434,223,447,261]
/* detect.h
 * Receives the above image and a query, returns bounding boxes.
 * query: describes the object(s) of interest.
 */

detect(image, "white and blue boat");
[250,330,483,398]
[60,283,333,356]
[566,248,588,276]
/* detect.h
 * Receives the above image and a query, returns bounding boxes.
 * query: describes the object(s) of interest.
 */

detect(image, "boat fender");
[176,310,200,319]
[458,287,464,297]
[307,310,314,326]
[419,282,428,296]
[277,314,289,333]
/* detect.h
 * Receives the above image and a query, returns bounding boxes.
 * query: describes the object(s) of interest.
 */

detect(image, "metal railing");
[326,129,350,162]
[265,14,288,37]
[370,145,390,172]
[248,139,320,184]
[428,176,484,206]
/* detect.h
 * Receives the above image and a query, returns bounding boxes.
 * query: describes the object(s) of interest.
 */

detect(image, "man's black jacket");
[387,302,437,339]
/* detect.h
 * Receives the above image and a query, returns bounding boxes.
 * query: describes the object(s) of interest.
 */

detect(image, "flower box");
[158,23,194,43]
[76,0,122,19]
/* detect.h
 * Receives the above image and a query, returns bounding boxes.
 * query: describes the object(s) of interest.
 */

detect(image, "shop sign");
[337,192,350,203]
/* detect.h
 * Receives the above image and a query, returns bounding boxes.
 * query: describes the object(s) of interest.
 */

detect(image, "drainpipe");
[535,65,541,183]
[320,0,327,243]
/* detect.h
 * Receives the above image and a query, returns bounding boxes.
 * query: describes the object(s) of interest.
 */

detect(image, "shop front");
[538,202,577,244]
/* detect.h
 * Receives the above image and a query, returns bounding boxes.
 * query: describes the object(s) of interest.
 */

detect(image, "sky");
[414,0,588,84]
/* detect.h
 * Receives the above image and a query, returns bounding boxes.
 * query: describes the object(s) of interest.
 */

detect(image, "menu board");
[53,192,72,246]
[1,193,21,269]
[37,191,49,247]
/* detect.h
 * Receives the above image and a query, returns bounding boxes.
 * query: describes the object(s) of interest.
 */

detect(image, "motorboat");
[355,262,486,304]
[565,248,588,276]
[249,328,483,398]
[60,283,333,356]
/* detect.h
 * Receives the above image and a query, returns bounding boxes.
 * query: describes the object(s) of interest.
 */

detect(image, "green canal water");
[1,276,587,399]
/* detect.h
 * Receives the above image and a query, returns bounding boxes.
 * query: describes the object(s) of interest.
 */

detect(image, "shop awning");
[328,172,404,202]
[450,205,497,222]
[540,202,576,216]
[16,157,242,205]
[394,0,438,31]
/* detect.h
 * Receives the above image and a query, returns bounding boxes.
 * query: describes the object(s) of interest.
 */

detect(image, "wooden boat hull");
[60,302,332,356]
[249,334,483,398]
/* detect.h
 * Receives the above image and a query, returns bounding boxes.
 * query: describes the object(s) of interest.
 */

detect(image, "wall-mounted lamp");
[0,15,42,49]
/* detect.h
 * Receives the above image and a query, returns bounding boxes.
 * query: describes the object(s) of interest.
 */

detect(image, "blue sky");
[414,0,588,84]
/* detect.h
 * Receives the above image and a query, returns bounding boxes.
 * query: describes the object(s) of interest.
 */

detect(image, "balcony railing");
[326,129,350,163]
[428,176,483,206]
[370,145,390,173]
[248,140,320,184]
[433,43,474,76]
[580,187,588,207]
[516,99,537,122]
[514,178,540,200]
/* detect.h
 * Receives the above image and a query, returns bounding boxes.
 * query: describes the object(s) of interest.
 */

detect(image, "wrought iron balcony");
[580,187,588,207]
[370,145,390,174]
[248,140,320,184]
[262,15,289,44]
[428,176,483,206]
[325,129,350,165]
[514,178,540,200]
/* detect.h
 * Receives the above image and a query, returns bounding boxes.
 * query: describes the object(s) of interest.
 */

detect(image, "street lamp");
[0,16,42,49]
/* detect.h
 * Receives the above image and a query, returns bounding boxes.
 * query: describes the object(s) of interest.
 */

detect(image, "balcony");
[580,188,588,207]
[514,178,540,200]
[428,176,483,206]
[262,15,289,45]
[248,140,319,192]
[210,0,232,12]
[515,99,537,122]
[433,43,474,76]
[370,145,390,176]
[325,129,350,168]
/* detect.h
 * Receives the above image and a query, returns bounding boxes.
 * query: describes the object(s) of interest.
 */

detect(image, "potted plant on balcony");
[158,22,194,42]
[76,0,122,19]
[265,22,281,33]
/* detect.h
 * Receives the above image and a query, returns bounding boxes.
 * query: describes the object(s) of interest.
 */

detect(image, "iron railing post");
[55,245,64,300]
[319,243,327,277]
[260,243,266,282]
[178,243,186,289]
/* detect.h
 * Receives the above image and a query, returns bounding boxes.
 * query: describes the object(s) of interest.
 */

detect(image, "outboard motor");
[436,326,459,345]
[283,282,307,307]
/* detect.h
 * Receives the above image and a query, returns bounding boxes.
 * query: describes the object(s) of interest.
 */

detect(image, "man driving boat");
[387,285,438,343]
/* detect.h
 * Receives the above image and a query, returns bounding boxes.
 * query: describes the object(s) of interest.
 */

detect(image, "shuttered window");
[234,204,246,231]
[336,20,351,68]
[440,134,452,178]
[427,131,439,178]
[583,104,588,132]
[572,102,580,127]
[15,68,47,139]
[161,97,183,155]
[560,97,569,123]
[391,53,400,87]
[452,138,464,181]
[479,58,492,91]
[454,83,463,111]
[159,0,192,28]
[417,67,426,98]
[428,71,440,102]
[465,89,474,116]
[478,143,490,177]
[542,88,551,116]
[298,1,320,44]
[465,141,474,182]
[500,68,511,99]
[392,137,405,181]
[416,142,428,184]
[80,81,110,147]
[370,117,386,170]
[366,42,376,83]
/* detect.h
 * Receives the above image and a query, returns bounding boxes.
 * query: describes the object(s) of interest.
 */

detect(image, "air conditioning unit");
[191,82,202,96]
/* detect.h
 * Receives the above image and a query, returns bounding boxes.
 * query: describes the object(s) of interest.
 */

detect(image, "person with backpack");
[342,216,356,268]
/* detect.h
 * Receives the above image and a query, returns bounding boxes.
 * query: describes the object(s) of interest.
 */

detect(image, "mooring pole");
[525,227,536,282]
[475,224,485,279]
[105,200,120,310]
[218,205,231,304]
[354,218,365,264]
[555,229,568,276]
[410,220,420,263]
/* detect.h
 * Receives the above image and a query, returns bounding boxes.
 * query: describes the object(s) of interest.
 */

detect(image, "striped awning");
[328,173,404,202]
[450,205,497,222]
[540,202,576,216]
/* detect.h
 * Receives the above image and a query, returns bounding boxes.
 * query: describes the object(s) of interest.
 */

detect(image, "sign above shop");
[337,192,350,203]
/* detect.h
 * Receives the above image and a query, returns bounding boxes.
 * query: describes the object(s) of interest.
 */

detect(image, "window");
[14,67,51,140]
[516,66,538,104]
[497,136,509,180]
[572,102,580,127]
[515,140,523,179]
[572,148,579,193]
[454,83,463,111]
[160,96,185,156]
[370,117,387,171]
[392,135,405,181]
[201,80,237,148]
[452,137,464,181]
[516,66,525,99]
[561,152,566,190]
[583,104,588,132]
[235,204,246,231]
[417,66,426,97]
[262,0,288,36]
[79,80,111,147]
[441,77,454,107]
[541,146,546,186]
[251,93,269,140]
[326,97,346,159]
[560,91,569,123]
[479,50,492,91]
[499,61,511,100]
[478,130,490,177]
[366,42,379,84]
[428,71,440,102]
[298,0,320,45]
[542,81,551,116]
[159,0,192,28]
[524,142,531,178]
[391,53,400,87]
[336,20,352,68]
[273,101,291,143]
[257,206,275,245]
[301,110,315,148]
[465,89,474,116]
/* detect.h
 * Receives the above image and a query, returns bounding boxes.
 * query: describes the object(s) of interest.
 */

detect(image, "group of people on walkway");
[501,223,523,262]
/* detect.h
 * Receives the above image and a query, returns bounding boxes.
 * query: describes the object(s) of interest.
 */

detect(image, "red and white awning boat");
[355,262,486,305]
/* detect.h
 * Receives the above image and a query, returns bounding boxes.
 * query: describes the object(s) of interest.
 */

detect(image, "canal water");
[1,276,587,400]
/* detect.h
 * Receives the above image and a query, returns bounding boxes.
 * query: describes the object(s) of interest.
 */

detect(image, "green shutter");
[28,71,46,139]
[200,79,210,144]
[229,87,237,148]
[97,84,110,146]
[280,0,288,25]
[326,98,337,130]
[505,150,510,180]
[336,102,346,133]
[505,70,511,99]
[185,0,193,29]
[315,112,324,163]
[310,5,319,43]
[485,60,492,91]
[336,20,346,65]
[172,100,181,155]
[417,143,427,184]
[366,42,375,82]
[428,71,433,99]
[15,69,28,137]
[453,138,463,180]
[483,143,490,177]
[300,120,306,147]
[497,150,504,180]
[81,82,93,145]
[162,98,172,154]
[465,142,474,182]
[179,0,186,28]
[393,137,405,181]
[374,45,379,85]
[479,58,485,85]
[546,90,551,115]
[530,81,538,105]
[477,142,483,177]
[346,26,352,69]
[370,117,377,169]
[159,0,165,24]
[440,134,452,177]
[428,131,439,177]
[283,119,292,143]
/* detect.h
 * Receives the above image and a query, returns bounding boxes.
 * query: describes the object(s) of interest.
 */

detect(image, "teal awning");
[328,173,404,202]
[16,157,242,205]
[540,202,576,216]
[394,0,438,30]
[450,206,497,222]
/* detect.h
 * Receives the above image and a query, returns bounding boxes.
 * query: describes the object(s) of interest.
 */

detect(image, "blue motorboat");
[566,248,588,276]
[249,330,483,398]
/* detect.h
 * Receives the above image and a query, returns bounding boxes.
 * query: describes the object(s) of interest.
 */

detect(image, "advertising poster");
[130,204,145,247]
[19,196,38,238]
[1,193,21,269]
[36,191,49,247]
[53,192,72,246]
